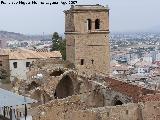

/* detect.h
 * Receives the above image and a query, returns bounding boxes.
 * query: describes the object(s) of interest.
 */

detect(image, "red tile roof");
[105,77,155,102]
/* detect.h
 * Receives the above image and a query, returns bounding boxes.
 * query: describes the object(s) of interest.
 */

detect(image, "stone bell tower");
[64,4,110,75]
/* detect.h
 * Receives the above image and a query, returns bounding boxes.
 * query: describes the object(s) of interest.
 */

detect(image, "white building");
[9,49,62,81]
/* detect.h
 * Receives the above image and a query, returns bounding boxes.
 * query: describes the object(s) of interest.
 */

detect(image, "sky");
[0,0,160,34]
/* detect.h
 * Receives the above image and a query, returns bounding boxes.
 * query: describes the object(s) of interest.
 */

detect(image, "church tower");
[64,5,110,75]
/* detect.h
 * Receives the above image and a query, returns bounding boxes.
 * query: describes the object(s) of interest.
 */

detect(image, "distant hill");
[0,31,52,41]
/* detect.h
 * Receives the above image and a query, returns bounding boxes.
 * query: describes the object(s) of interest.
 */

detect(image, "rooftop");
[65,4,109,13]
[0,49,62,60]
[9,50,62,60]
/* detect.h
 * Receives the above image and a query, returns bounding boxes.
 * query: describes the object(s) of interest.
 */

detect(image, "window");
[0,61,2,66]
[126,110,129,115]
[26,62,30,67]
[91,59,94,64]
[95,19,100,29]
[87,19,92,30]
[13,62,17,68]
[81,59,84,65]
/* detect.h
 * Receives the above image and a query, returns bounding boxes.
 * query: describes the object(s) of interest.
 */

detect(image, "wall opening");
[91,59,94,64]
[0,61,2,66]
[81,59,84,65]
[114,100,123,106]
[87,19,92,30]
[26,62,30,67]
[54,75,74,99]
[95,19,100,29]
[13,62,17,68]
[50,70,64,77]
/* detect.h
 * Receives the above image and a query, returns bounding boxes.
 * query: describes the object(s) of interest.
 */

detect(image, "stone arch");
[112,96,124,106]
[54,75,74,99]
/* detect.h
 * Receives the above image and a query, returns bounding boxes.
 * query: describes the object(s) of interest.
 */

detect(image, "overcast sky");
[0,0,160,34]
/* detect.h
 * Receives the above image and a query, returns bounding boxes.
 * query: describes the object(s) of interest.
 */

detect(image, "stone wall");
[71,103,139,120]
[141,101,160,120]
[30,95,89,120]
[29,95,144,120]
[30,96,160,120]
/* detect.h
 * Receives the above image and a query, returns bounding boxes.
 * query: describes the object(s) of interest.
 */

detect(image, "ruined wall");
[104,77,155,102]
[86,78,132,106]
[30,95,89,120]
[30,95,160,120]
[71,104,139,120]
[30,95,139,120]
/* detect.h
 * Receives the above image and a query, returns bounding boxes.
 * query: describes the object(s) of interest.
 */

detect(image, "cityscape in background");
[0,2,160,120]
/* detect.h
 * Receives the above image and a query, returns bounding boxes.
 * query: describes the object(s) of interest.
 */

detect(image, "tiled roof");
[9,50,62,60]
[6,49,62,60]
[105,77,155,102]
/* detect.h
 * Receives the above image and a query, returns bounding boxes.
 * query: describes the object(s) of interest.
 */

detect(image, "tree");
[51,32,66,60]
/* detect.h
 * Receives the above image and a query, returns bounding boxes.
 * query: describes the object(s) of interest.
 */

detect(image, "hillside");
[0,31,52,41]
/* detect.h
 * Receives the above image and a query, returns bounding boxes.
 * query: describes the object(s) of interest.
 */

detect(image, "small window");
[95,19,100,29]
[26,62,30,67]
[81,59,84,65]
[87,19,92,30]
[0,61,2,66]
[91,59,94,64]
[13,62,17,68]
[126,110,129,115]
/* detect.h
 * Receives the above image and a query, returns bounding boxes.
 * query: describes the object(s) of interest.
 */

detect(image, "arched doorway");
[54,75,74,99]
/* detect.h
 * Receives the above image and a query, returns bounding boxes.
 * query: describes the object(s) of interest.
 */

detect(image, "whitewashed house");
[9,49,62,81]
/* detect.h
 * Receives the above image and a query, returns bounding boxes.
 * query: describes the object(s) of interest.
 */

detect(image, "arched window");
[95,19,100,29]
[87,19,92,30]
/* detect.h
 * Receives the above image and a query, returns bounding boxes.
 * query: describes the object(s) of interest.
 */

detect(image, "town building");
[9,49,62,81]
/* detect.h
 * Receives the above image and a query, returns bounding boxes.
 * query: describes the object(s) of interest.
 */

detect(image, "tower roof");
[64,4,109,13]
